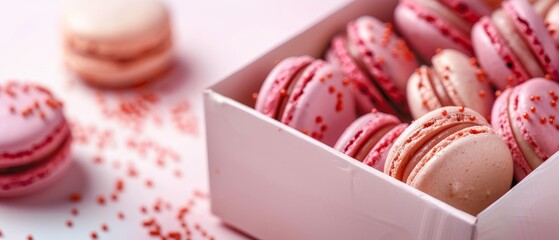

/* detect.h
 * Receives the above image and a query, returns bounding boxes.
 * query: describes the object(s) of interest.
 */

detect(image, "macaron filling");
[0,134,70,176]
[0,135,71,191]
[65,32,172,66]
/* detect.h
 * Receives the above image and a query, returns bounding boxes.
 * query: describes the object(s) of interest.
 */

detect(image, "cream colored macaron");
[62,0,174,88]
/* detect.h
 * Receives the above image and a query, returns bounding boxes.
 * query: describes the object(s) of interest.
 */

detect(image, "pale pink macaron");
[491,78,559,182]
[385,106,513,215]
[334,111,408,171]
[326,16,418,120]
[255,56,357,146]
[472,0,559,90]
[0,81,72,197]
[407,49,494,120]
[544,1,559,47]
[62,0,173,88]
[395,0,492,60]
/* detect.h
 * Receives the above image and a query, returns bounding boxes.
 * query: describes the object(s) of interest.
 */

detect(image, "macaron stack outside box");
[204,1,559,240]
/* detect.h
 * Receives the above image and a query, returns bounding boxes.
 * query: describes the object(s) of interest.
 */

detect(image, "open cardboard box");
[204,0,559,239]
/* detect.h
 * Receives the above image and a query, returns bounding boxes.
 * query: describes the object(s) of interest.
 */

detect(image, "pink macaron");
[491,78,559,181]
[385,106,513,215]
[544,1,559,47]
[472,0,559,90]
[62,0,174,88]
[326,16,418,120]
[0,81,72,197]
[395,0,492,60]
[407,49,494,120]
[334,111,408,171]
[255,56,357,146]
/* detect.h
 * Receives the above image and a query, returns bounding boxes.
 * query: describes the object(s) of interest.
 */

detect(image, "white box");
[204,1,559,239]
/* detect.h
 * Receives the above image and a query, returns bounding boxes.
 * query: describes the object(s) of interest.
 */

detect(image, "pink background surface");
[0,0,347,239]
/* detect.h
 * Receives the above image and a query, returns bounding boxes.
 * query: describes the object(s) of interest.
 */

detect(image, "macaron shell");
[395,0,473,61]
[492,9,545,78]
[545,2,559,47]
[385,107,488,178]
[472,17,530,89]
[334,112,400,157]
[408,126,513,215]
[533,0,558,16]
[438,0,492,23]
[0,135,72,197]
[326,36,397,116]
[510,78,559,164]
[64,40,174,88]
[363,123,408,171]
[255,56,314,118]
[349,16,418,107]
[431,49,494,119]
[281,61,357,146]
[407,66,444,119]
[62,0,170,42]
[0,82,68,168]
[505,0,559,79]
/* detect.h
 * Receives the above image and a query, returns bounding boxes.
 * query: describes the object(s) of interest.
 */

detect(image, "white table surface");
[0,0,348,239]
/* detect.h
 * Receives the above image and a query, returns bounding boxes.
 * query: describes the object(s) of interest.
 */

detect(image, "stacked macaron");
[62,0,174,88]
[0,81,72,197]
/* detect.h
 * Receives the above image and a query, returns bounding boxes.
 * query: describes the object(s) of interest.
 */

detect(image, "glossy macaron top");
[0,81,69,168]
[326,16,418,119]
[407,49,494,119]
[62,0,169,42]
[395,0,491,60]
[492,78,559,181]
[256,56,357,146]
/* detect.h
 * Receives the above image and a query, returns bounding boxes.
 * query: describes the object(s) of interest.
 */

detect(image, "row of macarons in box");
[252,0,559,216]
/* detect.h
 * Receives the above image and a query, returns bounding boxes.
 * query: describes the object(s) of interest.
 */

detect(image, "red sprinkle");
[478,90,486,97]
[469,115,477,121]
[541,117,547,124]
[91,232,98,239]
[459,106,465,112]
[530,107,536,113]
[66,220,73,228]
[315,116,323,124]
[97,196,106,206]
[441,110,448,116]
[71,208,79,216]
[523,113,530,120]
[101,224,109,232]
[27,235,33,240]
[69,193,82,203]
